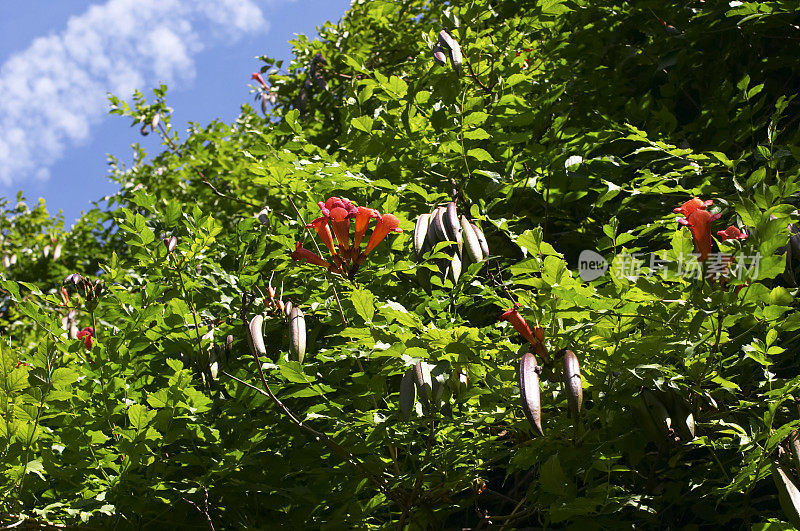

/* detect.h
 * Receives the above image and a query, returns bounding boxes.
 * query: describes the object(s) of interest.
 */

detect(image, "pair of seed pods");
[399,361,465,419]
[519,349,583,435]
[249,304,306,363]
[433,30,462,73]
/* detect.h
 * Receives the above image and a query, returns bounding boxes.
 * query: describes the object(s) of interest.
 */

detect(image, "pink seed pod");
[163,236,177,253]
[432,44,447,66]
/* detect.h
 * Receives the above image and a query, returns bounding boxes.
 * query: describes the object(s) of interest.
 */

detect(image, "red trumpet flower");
[678,209,721,261]
[360,213,403,261]
[306,216,337,257]
[353,206,380,254]
[76,327,94,351]
[291,242,332,269]
[499,305,549,362]
[716,225,748,241]
[251,72,268,90]
[674,197,713,217]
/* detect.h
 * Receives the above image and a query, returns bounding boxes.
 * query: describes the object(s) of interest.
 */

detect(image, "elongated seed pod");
[470,223,489,257]
[519,352,543,435]
[43,245,50,259]
[249,315,266,356]
[257,207,270,226]
[430,208,448,245]
[631,395,665,445]
[414,213,431,258]
[562,349,582,417]
[443,202,459,242]
[284,300,293,320]
[209,345,220,380]
[400,369,417,419]
[289,306,306,363]
[773,461,800,527]
[659,388,695,441]
[151,113,160,130]
[438,30,457,51]
[52,243,62,261]
[425,207,445,250]
[790,430,800,477]
[225,334,234,362]
[414,361,433,403]
[460,216,483,263]
[450,248,462,284]
[449,43,463,73]
[432,44,447,66]
[642,389,671,434]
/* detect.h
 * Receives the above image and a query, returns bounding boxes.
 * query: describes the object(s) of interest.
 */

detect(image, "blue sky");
[0,0,350,226]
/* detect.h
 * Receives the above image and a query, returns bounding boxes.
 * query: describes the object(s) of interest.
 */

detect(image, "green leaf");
[351,288,375,323]
[351,116,374,133]
[50,367,79,389]
[128,404,156,431]
[467,148,495,163]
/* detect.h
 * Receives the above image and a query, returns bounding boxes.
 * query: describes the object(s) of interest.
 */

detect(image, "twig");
[181,486,215,531]
[156,122,259,209]
[466,60,492,94]
[221,368,389,495]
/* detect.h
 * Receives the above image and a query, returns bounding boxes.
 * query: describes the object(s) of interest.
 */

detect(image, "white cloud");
[0,0,269,186]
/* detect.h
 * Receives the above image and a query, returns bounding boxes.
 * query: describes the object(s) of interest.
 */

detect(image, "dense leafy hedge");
[2,0,800,528]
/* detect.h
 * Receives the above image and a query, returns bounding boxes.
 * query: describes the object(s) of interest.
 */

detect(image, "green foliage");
[2,0,800,528]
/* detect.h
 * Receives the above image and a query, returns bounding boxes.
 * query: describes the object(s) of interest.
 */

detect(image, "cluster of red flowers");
[291,197,403,277]
[76,327,94,351]
[674,197,748,261]
[498,304,550,363]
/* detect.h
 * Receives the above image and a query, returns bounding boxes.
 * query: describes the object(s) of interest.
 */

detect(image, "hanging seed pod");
[642,389,672,435]
[151,113,160,130]
[248,315,266,357]
[399,368,417,419]
[449,246,462,284]
[442,202,459,242]
[791,430,800,476]
[561,349,583,417]
[519,352,543,435]
[261,92,270,114]
[430,208,448,245]
[432,43,447,66]
[43,245,50,259]
[140,124,149,136]
[163,236,177,253]
[209,345,221,380]
[9,254,16,265]
[658,388,695,441]
[425,207,446,250]
[414,213,431,258]
[284,300,293,320]
[414,361,433,403]
[460,216,483,263]
[52,243,62,261]
[470,223,490,257]
[631,394,667,446]
[773,461,800,527]
[2,256,9,268]
[225,334,234,361]
[437,30,462,74]
[289,306,306,363]
[256,207,270,226]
